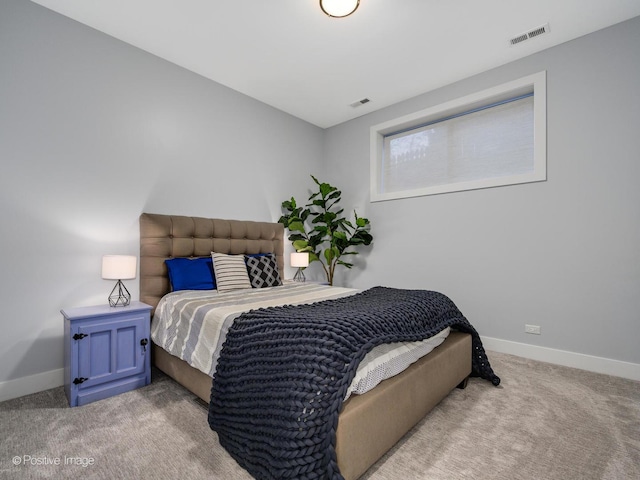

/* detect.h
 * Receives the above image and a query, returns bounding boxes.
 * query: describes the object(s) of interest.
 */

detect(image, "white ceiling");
[30,0,640,128]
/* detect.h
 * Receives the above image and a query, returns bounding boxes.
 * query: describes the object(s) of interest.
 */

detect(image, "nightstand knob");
[140,338,148,352]
[73,333,88,340]
[73,377,88,385]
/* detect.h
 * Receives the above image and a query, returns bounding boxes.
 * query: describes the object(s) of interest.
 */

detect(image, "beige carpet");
[1,352,638,479]
[361,353,640,480]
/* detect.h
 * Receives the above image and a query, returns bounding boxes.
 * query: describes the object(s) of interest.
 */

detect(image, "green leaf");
[288,220,305,233]
[293,240,309,251]
[337,260,354,268]
[288,233,305,242]
[341,219,355,229]
[309,233,325,247]
[319,182,336,198]
[351,231,373,245]
[324,248,335,263]
[333,231,347,241]
[282,197,297,210]
[324,212,337,224]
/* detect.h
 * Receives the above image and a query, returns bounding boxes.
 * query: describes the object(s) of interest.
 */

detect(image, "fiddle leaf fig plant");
[279,175,373,286]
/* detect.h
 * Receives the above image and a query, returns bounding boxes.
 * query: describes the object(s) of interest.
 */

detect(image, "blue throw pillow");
[165,257,216,291]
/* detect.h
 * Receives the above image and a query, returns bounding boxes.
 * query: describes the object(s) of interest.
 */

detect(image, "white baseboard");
[481,336,640,382]
[0,368,64,403]
[1,339,638,403]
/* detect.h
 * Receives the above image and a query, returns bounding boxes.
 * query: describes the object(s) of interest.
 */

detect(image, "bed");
[139,213,480,480]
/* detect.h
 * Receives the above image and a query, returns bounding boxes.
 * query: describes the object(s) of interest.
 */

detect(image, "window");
[370,72,546,201]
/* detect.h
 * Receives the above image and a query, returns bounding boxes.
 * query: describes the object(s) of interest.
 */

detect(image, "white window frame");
[370,71,547,202]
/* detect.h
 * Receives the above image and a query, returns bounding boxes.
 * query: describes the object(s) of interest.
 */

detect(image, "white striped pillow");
[211,252,252,293]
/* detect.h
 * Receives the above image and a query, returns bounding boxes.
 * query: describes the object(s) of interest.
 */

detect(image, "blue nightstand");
[62,301,152,407]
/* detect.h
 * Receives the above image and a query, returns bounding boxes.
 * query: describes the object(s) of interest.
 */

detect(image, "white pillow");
[211,252,252,293]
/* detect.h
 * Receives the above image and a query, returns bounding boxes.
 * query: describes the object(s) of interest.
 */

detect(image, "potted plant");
[279,176,373,286]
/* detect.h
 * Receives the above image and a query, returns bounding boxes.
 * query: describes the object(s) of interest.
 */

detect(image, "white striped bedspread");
[151,282,450,401]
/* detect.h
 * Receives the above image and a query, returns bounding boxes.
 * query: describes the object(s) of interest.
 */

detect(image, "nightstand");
[62,301,152,407]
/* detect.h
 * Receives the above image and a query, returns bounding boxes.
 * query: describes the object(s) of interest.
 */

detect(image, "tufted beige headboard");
[139,213,284,312]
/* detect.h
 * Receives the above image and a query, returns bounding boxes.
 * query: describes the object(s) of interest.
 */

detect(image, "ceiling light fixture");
[320,0,360,18]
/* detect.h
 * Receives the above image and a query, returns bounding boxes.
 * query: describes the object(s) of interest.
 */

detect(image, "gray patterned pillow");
[245,254,282,288]
[211,252,252,293]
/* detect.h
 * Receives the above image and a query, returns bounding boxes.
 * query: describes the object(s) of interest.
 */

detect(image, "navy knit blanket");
[208,286,500,479]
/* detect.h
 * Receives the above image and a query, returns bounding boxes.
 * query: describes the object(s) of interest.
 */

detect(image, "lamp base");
[108,280,131,307]
[293,268,306,282]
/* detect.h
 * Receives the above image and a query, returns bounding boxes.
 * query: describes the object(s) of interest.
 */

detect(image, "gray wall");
[0,0,323,384]
[323,16,640,365]
[1,0,638,391]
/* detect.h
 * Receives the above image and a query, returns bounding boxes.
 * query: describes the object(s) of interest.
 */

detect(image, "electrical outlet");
[525,324,541,335]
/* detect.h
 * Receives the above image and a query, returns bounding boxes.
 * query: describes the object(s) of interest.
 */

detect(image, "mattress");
[151,282,450,400]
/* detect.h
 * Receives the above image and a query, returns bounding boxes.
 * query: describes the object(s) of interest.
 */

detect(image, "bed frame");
[140,213,472,480]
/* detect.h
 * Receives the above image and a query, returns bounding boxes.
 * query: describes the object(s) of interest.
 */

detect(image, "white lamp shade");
[320,0,360,18]
[102,255,137,280]
[290,252,310,268]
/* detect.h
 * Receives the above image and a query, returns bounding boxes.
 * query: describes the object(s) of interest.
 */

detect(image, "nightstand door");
[75,313,147,389]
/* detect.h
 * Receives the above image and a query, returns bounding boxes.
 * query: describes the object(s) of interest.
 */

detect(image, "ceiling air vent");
[509,23,550,46]
[349,98,370,108]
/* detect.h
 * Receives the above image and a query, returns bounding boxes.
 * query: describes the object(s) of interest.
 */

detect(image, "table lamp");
[290,252,309,282]
[102,255,137,307]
